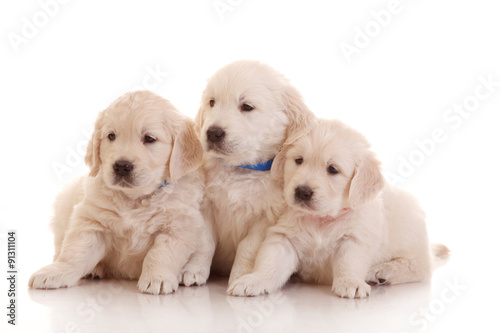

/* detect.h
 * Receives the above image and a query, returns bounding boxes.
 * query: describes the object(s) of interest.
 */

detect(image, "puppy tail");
[431,243,451,270]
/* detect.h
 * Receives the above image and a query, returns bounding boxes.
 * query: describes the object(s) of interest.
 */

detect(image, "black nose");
[207,126,225,143]
[113,160,134,177]
[295,186,313,201]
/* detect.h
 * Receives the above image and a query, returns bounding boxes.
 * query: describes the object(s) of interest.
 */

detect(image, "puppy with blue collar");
[29,91,215,294]
[196,60,315,287]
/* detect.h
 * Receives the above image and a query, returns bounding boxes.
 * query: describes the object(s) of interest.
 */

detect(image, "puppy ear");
[195,88,207,128]
[349,152,384,208]
[84,111,104,177]
[280,85,316,146]
[270,146,288,181]
[195,104,205,128]
[168,119,203,182]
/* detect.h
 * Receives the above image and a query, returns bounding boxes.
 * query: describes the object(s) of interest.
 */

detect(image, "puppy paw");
[366,263,392,286]
[332,277,371,299]
[178,260,210,287]
[84,265,105,280]
[178,269,209,287]
[138,272,178,295]
[227,274,270,297]
[29,263,80,289]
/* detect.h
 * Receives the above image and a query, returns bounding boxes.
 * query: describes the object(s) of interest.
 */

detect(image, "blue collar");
[237,158,274,171]
[158,179,170,189]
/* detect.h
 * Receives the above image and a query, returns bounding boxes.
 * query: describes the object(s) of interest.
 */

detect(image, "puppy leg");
[138,233,193,295]
[228,233,298,296]
[366,256,432,286]
[29,226,106,289]
[179,217,216,287]
[228,227,266,285]
[331,240,372,299]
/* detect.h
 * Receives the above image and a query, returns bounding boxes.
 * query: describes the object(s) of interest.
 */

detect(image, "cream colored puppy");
[196,60,315,285]
[29,91,215,294]
[228,119,449,298]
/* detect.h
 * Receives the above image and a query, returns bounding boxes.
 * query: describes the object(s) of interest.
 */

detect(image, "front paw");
[227,274,270,297]
[84,264,105,280]
[138,272,178,295]
[332,277,371,299]
[178,269,209,287]
[29,263,80,289]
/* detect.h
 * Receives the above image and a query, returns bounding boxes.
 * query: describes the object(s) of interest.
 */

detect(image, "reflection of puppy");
[29,91,215,294]
[196,60,315,285]
[229,119,449,298]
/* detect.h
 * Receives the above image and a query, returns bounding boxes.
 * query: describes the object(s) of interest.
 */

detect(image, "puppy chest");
[98,208,171,266]
[298,236,337,264]
[291,229,340,282]
[295,240,336,284]
[209,174,284,219]
[211,185,285,246]
[116,205,172,232]
[210,165,276,194]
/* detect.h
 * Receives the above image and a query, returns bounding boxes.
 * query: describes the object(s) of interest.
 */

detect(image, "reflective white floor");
[25,276,434,333]
[1,216,493,333]
[6,263,480,333]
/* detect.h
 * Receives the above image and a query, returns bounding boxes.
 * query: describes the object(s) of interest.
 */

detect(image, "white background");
[1,0,499,332]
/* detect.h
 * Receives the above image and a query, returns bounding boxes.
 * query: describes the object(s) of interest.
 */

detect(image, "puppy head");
[85,91,202,197]
[196,60,315,166]
[271,119,384,217]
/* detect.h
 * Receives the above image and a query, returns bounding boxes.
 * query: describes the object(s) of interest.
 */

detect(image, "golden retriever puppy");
[196,60,315,285]
[29,91,215,294]
[228,119,449,298]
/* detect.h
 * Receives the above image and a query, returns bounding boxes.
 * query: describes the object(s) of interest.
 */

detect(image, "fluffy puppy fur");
[196,60,315,286]
[29,91,215,295]
[228,119,449,298]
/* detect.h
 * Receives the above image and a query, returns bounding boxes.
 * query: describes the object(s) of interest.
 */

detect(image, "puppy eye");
[328,165,339,175]
[144,135,156,144]
[295,157,303,165]
[108,133,116,141]
[209,99,215,107]
[241,103,254,112]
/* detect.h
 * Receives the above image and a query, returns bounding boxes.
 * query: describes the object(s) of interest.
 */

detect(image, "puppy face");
[272,119,384,217]
[85,91,203,197]
[196,60,314,166]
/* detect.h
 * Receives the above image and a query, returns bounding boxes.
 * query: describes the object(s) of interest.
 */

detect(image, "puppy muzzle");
[293,185,316,211]
[206,126,229,153]
[295,186,313,202]
[113,160,135,186]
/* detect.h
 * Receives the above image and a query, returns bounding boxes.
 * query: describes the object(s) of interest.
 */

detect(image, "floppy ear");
[279,85,316,146]
[349,152,384,208]
[195,106,205,128]
[195,88,208,128]
[168,119,203,182]
[270,145,288,181]
[84,111,104,177]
